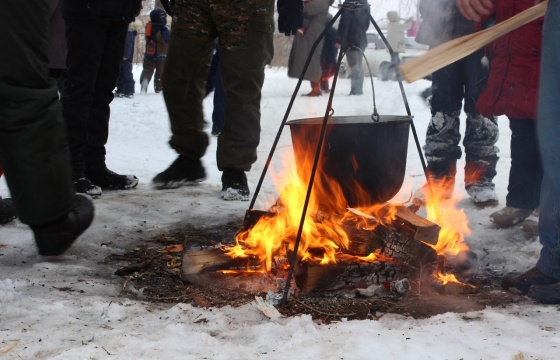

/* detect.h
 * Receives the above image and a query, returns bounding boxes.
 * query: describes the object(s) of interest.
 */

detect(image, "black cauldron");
[286,115,411,207]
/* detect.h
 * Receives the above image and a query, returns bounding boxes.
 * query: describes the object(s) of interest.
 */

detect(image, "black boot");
[85,167,139,191]
[0,197,16,225]
[502,267,559,294]
[528,283,560,304]
[152,155,206,189]
[32,194,95,256]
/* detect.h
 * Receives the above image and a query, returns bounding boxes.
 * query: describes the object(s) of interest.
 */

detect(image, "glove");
[277,0,303,36]
[160,0,175,16]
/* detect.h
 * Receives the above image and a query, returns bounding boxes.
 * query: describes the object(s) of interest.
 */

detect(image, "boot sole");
[152,177,206,190]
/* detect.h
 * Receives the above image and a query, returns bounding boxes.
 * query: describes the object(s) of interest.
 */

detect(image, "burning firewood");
[347,205,441,246]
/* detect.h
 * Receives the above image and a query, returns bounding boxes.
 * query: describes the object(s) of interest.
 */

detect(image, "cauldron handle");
[345,45,380,122]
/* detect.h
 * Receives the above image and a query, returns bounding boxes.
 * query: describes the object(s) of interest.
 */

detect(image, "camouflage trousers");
[163,0,274,171]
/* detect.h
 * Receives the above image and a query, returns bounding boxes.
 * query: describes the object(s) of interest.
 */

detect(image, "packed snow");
[0,66,558,359]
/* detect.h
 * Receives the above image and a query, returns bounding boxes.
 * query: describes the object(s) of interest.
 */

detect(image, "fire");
[223,156,395,271]
[223,126,399,271]
[223,124,471,284]
[419,178,472,285]
[421,178,471,256]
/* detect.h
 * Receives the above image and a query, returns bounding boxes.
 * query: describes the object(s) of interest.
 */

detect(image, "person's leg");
[215,0,274,200]
[140,59,156,93]
[347,49,364,95]
[423,62,463,178]
[154,59,165,93]
[83,21,139,190]
[216,0,274,172]
[122,59,135,96]
[461,49,499,204]
[490,119,540,227]
[506,119,542,209]
[0,0,93,254]
[535,0,560,282]
[503,0,560,300]
[0,0,74,225]
[63,19,108,179]
[152,1,216,189]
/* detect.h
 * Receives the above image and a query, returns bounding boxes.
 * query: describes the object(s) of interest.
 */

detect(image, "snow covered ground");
[0,66,558,359]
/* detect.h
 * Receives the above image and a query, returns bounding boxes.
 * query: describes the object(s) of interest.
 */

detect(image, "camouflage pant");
[163,0,274,171]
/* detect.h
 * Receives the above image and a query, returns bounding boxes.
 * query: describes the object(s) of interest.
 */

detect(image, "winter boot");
[413,160,456,205]
[152,155,206,189]
[221,169,250,201]
[465,156,499,206]
[520,219,539,235]
[0,197,16,225]
[85,167,139,191]
[528,283,560,304]
[489,206,533,228]
[502,267,558,294]
[32,194,94,256]
[74,177,102,196]
[304,81,322,97]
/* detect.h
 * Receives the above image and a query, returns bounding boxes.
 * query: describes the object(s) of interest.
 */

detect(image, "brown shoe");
[502,267,558,294]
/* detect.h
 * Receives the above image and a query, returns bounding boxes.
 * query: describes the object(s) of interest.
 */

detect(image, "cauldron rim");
[286,115,412,126]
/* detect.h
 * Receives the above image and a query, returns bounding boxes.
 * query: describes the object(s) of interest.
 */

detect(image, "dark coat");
[144,22,170,60]
[336,0,370,51]
[476,0,543,120]
[287,0,330,82]
[63,0,142,23]
[416,0,474,47]
[48,0,66,69]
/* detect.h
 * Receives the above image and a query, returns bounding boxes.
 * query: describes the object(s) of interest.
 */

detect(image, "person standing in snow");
[337,0,370,95]
[139,9,170,94]
[0,0,94,255]
[413,0,500,206]
[287,0,331,96]
[62,0,141,197]
[474,0,543,229]
[456,0,560,304]
[116,20,141,99]
[152,0,303,201]
[386,11,414,67]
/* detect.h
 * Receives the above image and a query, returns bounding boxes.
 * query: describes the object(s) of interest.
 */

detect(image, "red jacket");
[476,0,543,120]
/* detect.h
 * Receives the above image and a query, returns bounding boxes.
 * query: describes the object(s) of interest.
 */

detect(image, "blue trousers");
[536,0,560,280]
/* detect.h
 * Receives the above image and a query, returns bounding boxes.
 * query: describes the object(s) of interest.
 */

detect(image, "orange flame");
[420,178,471,256]
[223,125,399,271]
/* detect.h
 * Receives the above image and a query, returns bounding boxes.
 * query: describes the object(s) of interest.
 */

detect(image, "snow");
[1,66,559,359]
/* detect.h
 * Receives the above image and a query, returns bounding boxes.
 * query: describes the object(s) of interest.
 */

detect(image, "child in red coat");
[475,0,544,229]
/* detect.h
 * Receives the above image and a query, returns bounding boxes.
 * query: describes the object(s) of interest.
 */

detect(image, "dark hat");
[150,8,167,24]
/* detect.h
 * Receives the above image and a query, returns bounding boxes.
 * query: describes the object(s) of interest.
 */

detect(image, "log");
[348,205,441,245]
[294,260,401,293]
[182,248,257,275]
[399,1,548,83]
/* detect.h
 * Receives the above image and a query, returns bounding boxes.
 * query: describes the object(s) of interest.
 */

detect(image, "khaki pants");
[162,0,274,171]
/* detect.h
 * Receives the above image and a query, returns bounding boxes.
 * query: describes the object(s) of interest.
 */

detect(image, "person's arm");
[456,0,495,21]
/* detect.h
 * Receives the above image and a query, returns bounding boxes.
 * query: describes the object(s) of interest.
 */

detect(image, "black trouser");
[0,0,74,225]
[140,58,166,92]
[507,118,543,210]
[62,19,128,177]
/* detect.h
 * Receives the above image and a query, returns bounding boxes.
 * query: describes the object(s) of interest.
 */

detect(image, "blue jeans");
[536,0,560,281]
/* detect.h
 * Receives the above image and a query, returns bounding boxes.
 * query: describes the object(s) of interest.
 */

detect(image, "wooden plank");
[399,1,548,83]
